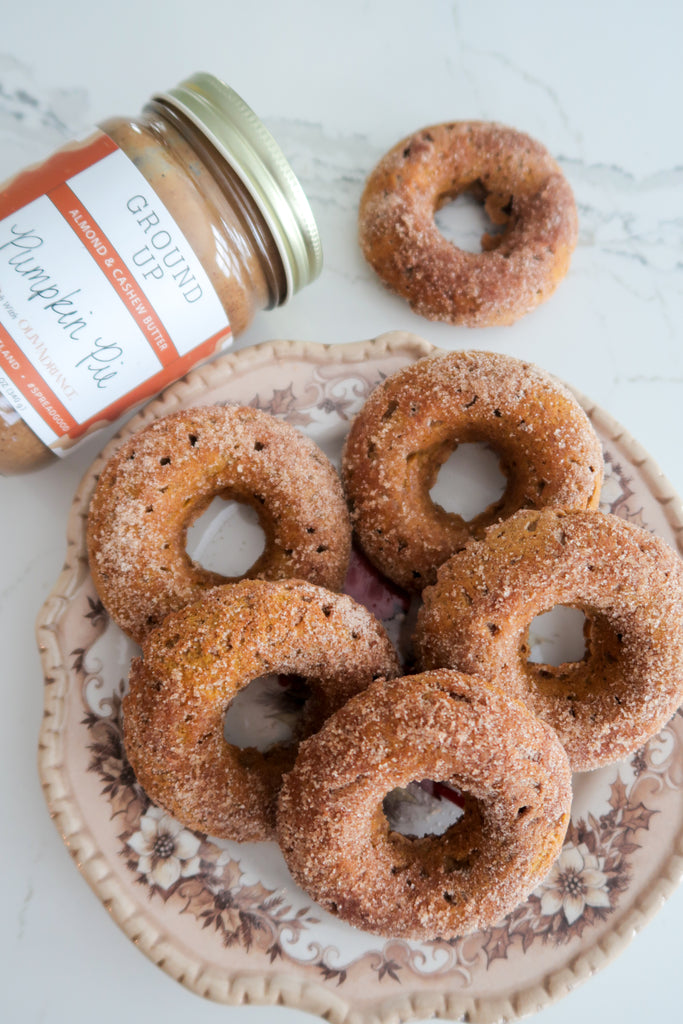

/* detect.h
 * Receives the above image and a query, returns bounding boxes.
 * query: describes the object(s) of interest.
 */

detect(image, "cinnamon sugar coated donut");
[416,509,683,771]
[123,579,400,842]
[359,121,578,326]
[342,350,603,591]
[277,669,572,940]
[87,405,352,643]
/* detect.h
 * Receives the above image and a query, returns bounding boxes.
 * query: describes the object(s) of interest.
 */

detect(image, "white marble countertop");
[2,2,682,1021]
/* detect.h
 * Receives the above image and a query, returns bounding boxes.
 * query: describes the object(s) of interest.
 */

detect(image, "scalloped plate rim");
[35,332,683,1024]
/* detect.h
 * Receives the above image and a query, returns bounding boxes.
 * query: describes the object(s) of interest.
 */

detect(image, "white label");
[0,134,231,451]
[68,150,228,356]
[1,194,163,422]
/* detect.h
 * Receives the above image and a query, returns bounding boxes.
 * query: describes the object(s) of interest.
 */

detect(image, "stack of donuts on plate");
[85,120,683,943]
[86,350,683,942]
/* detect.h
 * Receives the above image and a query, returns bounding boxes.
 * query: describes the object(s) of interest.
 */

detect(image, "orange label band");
[0,133,117,221]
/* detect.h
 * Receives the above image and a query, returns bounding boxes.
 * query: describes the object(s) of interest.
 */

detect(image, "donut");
[359,121,578,326]
[87,404,352,643]
[342,350,603,592]
[415,508,683,772]
[122,579,400,842]
[277,669,572,940]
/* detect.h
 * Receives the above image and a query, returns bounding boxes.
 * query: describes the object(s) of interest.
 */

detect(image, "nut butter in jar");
[0,72,322,474]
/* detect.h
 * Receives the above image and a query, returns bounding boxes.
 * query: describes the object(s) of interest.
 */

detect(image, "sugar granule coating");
[416,508,683,771]
[123,578,400,842]
[359,120,578,327]
[87,404,352,643]
[342,350,603,592]
[277,669,572,940]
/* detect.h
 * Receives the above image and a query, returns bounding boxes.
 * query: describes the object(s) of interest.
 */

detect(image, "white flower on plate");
[537,843,610,925]
[127,806,201,890]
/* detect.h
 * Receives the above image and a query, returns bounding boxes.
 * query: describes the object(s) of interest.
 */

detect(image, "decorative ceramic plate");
[37,333,683,1024]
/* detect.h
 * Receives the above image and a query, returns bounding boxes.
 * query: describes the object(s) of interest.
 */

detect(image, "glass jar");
[0,72,322,474]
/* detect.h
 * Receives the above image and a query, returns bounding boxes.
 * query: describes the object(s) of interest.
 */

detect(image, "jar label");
[0,130,231,452]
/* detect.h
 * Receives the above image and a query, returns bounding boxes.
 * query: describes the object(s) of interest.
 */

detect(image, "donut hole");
[527,605,587,666]
[383,780,464,839]
[186,495,266,576]
[434,187,506,254]
[430,442,506,522]
[223,674,309,752]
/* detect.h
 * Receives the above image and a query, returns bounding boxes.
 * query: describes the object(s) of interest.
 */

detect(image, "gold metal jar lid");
[154,72,323,301]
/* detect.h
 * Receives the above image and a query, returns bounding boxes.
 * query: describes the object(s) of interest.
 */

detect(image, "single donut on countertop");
[359,121,578,326]
[87,404,352,643]
[123,578,400,842]
[415,508,683,772]
[342,349,603,592]
[277,669,572,940]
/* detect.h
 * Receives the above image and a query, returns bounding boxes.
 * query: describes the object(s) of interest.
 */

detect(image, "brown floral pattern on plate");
[38,333,683,1023]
